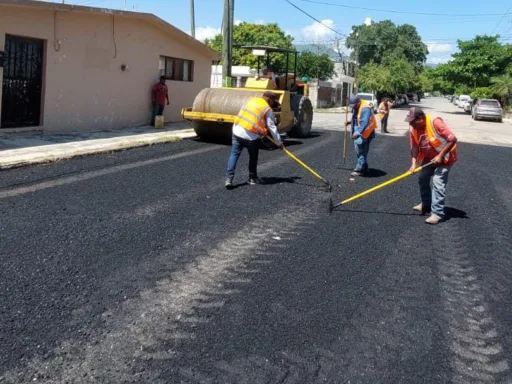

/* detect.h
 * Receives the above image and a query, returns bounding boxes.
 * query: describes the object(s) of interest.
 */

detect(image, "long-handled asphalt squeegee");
[329,161,435,213]
[266,136,332,192]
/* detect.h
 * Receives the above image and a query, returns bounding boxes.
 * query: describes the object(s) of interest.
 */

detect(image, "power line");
[491,5,512,33]
[284,0,346,36]
[297,0,512,17]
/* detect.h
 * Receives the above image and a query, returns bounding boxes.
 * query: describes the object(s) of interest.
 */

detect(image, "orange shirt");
[410,117,457,166]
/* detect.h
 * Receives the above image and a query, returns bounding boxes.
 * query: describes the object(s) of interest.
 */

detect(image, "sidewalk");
[0,122,196,169]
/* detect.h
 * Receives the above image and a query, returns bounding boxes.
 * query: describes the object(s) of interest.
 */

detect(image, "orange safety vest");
[377,101,390,121]
[234,97,271,136]
[410,115,457,163]
[357,100,378,139]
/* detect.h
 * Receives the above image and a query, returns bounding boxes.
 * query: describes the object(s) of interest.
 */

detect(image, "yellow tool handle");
[340,161,435,205]
[265,136,329,185]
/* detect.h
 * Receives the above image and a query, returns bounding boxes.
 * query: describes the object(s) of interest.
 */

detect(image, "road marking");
[0,146,220,199]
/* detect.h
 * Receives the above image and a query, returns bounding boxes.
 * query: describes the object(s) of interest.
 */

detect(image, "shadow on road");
[260,176,301,185]
[362,168,388,178]
[331,208,418,216]
[445,207,469,220]
[441,111,471,116]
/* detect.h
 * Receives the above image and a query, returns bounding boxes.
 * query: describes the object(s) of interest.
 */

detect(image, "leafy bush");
[470,87,494,100]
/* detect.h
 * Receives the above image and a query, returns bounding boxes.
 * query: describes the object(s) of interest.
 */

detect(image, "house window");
[161,56,194,82]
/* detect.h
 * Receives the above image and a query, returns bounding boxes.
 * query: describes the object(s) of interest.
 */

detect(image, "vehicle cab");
[357,92,378,112]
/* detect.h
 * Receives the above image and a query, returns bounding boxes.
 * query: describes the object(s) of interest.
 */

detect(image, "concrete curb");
[0,129,197,170]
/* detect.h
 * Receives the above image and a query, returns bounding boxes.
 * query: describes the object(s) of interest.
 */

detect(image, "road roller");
[181,46,314,140]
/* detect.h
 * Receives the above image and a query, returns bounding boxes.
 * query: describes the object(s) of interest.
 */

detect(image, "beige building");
[0,0,219,133]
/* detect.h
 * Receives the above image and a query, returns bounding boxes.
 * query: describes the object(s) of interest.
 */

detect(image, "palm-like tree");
[491,74,512,106]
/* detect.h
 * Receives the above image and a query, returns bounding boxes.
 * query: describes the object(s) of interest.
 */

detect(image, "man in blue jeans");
[406,107,458,224]
[345,95,378,176]
[225,91,283,189]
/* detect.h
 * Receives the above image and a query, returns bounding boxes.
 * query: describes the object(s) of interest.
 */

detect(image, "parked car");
[472,99,503,122]
[357,92,378,112]
[457,95,470,108]
[463,99,473,113]
[453,96,459,105]
[407,92,419,102]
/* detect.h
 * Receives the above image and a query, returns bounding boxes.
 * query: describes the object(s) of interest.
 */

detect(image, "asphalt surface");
[1,110,512,383]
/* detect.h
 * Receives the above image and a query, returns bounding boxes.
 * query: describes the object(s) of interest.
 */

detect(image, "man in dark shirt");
[151,76,169,126]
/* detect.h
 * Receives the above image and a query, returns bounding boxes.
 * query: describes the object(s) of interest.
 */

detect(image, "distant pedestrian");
[151,76,169,126]
[378,97,391,133]
[405,107,458,224]
[345,94,377,176]
[225,91,283,189]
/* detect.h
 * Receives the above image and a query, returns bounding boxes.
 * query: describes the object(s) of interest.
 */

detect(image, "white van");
[357,93,378,112]
[457,95,470,108]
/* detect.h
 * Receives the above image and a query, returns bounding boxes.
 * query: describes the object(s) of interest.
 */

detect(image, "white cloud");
[364,17,372,26]
[194,26,221,42]
[424,41,453,54]
[301,19,336,40]
[234,19,243,26]
[426,57,451,64]
[254,19,265,25]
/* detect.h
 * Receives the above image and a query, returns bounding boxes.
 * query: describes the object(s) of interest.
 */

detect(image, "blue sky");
[46,0,512,64]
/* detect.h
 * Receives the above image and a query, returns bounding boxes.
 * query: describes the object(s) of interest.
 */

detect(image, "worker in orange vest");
[225,91,283,190]
[345,94,378,176]
[405,107,458,224]
[377,97,391,133]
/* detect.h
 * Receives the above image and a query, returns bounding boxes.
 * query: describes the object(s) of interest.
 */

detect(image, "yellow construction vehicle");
[181,46,313,140]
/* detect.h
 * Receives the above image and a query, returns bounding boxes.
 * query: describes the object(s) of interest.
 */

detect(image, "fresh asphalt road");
[1,101,512,383]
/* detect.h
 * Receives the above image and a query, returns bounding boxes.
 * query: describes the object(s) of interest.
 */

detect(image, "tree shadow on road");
[440,111,471,116]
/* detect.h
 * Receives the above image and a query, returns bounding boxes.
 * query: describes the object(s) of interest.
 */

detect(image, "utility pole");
[222,0,233,87]
[353,32,359,94]
[190,0,195,38]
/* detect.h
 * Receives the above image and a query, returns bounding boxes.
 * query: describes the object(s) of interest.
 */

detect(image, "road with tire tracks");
[1,99,512,383]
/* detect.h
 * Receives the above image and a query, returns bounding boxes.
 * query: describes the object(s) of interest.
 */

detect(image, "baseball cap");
[349,94,361,108]
[263,91,281,106]
[404,107,425,123]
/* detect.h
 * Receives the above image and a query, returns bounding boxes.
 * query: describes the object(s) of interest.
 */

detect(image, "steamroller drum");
[191,88,267,139]
[289,94,313,138]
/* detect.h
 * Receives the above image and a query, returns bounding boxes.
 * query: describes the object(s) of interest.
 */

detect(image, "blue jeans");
[151,103,164,126]
[419,165,451,218]
[354,137,372,171]
[226,135,260,180]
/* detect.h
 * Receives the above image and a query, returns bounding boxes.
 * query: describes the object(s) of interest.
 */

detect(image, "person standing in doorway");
[151,76,169,126]
[345,94,377,176]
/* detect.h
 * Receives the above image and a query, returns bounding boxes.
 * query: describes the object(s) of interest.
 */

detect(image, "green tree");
[437,35,512,88]
[384,56,418,94]
[419,71,434,93]
[345,20,428,67]
[358,61,390,93]
[296,51,335,81]
[470,87,493,100]
[491,74,512,105]
[207,22,294,74]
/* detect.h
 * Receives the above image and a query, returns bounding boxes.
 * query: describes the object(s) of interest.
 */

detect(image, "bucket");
[155,115,164,129]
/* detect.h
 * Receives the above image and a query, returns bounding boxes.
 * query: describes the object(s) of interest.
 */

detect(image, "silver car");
[472,99,503,122]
